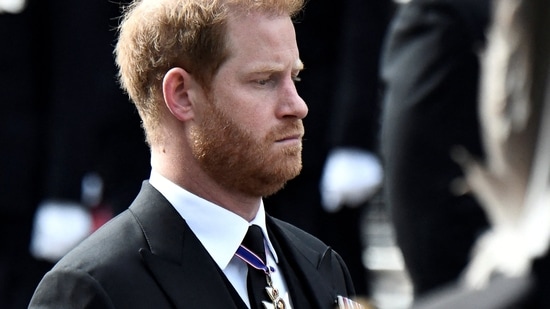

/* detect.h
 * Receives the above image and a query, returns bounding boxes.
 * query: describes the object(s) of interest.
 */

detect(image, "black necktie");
[242,225,268,309]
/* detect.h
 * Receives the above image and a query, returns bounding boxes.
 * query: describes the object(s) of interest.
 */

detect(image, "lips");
[276,134,302,142]
[273,121,304,143]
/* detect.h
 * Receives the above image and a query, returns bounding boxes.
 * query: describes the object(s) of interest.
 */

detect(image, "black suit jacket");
[29,182,355,308]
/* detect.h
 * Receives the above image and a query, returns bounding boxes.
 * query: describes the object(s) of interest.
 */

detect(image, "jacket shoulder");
[268,216,357,298]
[270,216,330,251]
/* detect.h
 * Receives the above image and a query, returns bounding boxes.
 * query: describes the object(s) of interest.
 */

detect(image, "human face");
[189,11,308,197]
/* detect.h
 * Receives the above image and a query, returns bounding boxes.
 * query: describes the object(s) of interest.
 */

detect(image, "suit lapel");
[129,182,240,309]
[267,216,340,309]
[139,247,240,308]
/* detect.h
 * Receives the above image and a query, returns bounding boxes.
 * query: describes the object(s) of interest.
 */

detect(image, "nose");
[277,79,308,119]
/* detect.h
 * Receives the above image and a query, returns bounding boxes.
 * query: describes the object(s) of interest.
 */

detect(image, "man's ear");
[163,67,195,121]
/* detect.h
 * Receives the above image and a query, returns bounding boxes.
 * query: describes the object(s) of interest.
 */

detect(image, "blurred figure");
[0,1,53,308]
[380,0,490,299]
[445,0,550,307]
[41,0,149,213]
[0,0,149,307]
[265,0,394,299]
[29,0,150,264]
[385,0,550,307]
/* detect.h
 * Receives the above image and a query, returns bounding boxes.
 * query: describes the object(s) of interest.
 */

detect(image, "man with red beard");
[29,0,359,308]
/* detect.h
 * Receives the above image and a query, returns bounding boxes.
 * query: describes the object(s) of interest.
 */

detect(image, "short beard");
[190,102,303,197]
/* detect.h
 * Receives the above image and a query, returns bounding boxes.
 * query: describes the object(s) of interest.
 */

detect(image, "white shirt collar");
[148,170,279,270]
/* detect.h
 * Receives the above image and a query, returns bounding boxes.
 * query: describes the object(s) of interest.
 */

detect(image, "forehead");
[223,11,300,68]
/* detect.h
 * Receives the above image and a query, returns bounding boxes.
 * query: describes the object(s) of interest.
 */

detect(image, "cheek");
[220,99,269,129]
[244,110,274,140]
[213,84,277,134]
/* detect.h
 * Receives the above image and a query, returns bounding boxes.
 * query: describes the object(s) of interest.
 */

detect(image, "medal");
[236,245,291,309]
[262,286,291,309]
[259,270,291,309]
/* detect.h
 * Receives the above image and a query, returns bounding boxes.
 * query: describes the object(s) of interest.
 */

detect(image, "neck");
[151,147,262,222]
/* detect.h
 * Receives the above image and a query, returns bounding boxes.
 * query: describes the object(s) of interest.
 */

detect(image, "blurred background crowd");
[2,0,548,308]
[0,0,150,307]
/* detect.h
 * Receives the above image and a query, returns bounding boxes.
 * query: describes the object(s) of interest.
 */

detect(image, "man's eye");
[257,79,270,85]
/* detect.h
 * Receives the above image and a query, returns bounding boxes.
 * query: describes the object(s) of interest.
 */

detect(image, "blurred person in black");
[380,0,490,298]
[28,0,150,264]
[0,1,51,308]
[39,0,150,216]
[265,0,394,299]
[0,1,150,307]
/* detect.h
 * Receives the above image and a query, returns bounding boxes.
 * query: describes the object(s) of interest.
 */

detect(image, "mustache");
[270,120,305,141]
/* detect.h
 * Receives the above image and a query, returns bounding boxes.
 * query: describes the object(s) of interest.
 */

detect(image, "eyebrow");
[249,59,304,74]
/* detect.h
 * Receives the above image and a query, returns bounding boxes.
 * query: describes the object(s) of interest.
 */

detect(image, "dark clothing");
[0,1,149,307]
[380,0,490,297]
[29,183,356,309]
[0,1,53,307]
[44,0,149,212]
